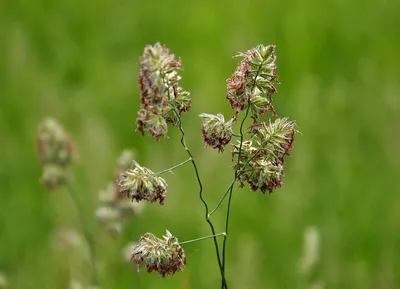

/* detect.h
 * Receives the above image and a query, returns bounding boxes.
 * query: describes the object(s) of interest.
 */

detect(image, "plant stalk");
[179,233,226,245]
[162,72,228,288]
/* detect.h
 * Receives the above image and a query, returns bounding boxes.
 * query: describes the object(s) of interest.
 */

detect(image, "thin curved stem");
[152,158,192,175]
[221,101,251,272]
[179,233,226,245]
[221,61,265,283]
[162,72,227,288]
[65,184,99,286]
[173,109,228,289]
[209,183,234,217]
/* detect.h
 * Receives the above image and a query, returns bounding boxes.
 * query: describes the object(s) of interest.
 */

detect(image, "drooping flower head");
[226,44,279,120]
[116,160,167,205]
[131,230,186,277]
[199,113,234,152]
[137,43,191,140]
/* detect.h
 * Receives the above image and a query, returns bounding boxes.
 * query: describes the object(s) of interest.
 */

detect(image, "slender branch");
[209,183,234,217]
[221,61,265,282]
[173,108,228,289]
[179,233,226,245]
[175,109,228,288]
[152,158,192,175]
[221,101,251,272]
[65,184,99,286]
[161,73,228,288]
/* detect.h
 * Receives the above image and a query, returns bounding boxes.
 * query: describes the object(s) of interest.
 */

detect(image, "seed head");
[226,44,279,120]
[249,118,296,164]
[137,109,168,141]
[232,118,297,194]
[116,161,167,205]
[137,43,191,139]
[199,113,234,152]
[237,159,284,194]
[131,230,186,277]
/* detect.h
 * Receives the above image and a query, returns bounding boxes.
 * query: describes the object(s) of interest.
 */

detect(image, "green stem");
[174,110,228,288]
[209,184,234,217]
[179,233,226,245]
[65,184,99,286]
[221,61,265,283]
[161,72,227,288]
[221,101,251,273]
[152,158,192,175]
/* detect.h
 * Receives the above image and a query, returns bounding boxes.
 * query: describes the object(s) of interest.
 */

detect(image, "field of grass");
[1,0,400,288]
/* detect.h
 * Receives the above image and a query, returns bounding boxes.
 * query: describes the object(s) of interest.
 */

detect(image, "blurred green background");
[1,0,400,288]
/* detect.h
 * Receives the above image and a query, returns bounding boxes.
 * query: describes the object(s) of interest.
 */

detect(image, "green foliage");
[1,0,400,288]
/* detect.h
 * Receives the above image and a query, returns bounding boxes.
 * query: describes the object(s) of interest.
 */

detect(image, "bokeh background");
[1,0,400,288]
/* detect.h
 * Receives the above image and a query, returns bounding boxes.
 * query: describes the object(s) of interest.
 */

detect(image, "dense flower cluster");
[116,160,167,205]
[249,118,296,165]
[137,43,191,141]
[200,44,297,194]
[199,113,234,152]
[232,118,296,193]
[37,118,76,190]
[226,44,279,121]
[131,230,186,277]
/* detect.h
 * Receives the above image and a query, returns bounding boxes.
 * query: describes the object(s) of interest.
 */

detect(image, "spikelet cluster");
[200,45,297,193]
[116,160,167,205]
[131,230,186,277]
[227,44,279,120]
[232,118,296,193]
[199,113,234,152]
[137,43,191,141]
